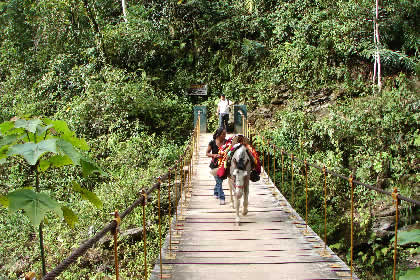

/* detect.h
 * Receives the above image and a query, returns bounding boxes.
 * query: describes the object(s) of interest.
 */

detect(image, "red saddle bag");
[217,166,227,179]
[217,167,226,178]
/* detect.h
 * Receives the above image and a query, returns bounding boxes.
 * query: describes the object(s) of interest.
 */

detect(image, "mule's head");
[231,146,251,189]
[232,168,248,188]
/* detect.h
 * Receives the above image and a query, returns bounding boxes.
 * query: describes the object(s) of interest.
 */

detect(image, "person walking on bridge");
[217,94,233,131]
[206,127,227,205]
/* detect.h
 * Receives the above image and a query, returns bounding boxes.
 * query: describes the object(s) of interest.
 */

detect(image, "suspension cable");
[269,142,419,206]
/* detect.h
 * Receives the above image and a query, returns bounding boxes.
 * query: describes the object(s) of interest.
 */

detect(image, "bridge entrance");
[194,106,207,132]
[233,105,247,133]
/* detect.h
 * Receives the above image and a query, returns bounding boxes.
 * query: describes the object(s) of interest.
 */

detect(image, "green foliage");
[7,188,62,228]
[0,117,103,226]
[61,205,78,228]
[0,116,105,276]
[261,78,418,280]
[400,267,420,280]
[71,181,102,209]
[8,139,58,165]
[51,66,193,141]
[14,119,43,133]
[0,194,9,207]
[392,229,420,246]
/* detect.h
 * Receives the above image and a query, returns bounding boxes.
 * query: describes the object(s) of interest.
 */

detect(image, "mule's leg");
[235,188,243,223]
[228,178,234,208]
[242,179,249,216]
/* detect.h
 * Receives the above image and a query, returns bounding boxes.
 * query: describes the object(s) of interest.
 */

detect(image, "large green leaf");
[66,136,89,151]
[0,145,9,164]
[56,139,81,165]
[72,182,103,209]
[0,121,15,135]
[400,267,420,280]
[61,205,78,228]
[392,229,420,245]
[0,135,18,147]
[39,159,51,172]
[14,119,42,133]
[7,189,62,227]
[414,134,420,147]
[0,195,8,208]
[80,157,106,177]
[36,124,53,136]
[49,155,73,167]
[7,139,57,165]
[45,119,89,150]
[47,119,73,137]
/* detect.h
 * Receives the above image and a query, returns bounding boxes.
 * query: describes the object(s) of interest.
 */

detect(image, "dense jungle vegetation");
[0,0,419,279]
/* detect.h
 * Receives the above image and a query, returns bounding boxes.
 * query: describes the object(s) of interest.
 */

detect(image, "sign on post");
[188,84,207,95]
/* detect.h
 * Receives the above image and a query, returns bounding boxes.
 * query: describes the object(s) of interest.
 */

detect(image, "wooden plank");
[152,263,346,280]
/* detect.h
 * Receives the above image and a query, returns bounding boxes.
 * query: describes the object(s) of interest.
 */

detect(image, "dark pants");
[219,113,229,130]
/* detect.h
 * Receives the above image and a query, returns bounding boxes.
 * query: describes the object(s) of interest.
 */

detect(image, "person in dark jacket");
[206,127,227,205]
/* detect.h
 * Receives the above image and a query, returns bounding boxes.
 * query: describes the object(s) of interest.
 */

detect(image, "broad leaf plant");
[0,117,104,275]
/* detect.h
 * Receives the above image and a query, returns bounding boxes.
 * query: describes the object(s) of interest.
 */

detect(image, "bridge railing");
[27,117,202,280]
[239,116,419,280]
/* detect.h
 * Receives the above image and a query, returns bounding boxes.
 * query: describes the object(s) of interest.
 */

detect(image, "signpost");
[188,84,207,96]
[190,84,207,132]
[193,106,207,132]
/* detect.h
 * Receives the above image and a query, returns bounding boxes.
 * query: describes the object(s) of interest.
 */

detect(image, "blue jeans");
[213,176,225,200]
[219,113,229,130]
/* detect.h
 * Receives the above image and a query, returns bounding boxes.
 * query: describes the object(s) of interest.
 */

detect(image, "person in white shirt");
[217,94,232,131]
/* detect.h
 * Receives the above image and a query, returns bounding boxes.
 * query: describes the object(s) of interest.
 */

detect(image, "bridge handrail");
[40,120,201,280]
[253,132,420,206]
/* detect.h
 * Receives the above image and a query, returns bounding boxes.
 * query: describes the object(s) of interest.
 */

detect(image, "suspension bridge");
[149,131,357,280]
[38,109,419,280]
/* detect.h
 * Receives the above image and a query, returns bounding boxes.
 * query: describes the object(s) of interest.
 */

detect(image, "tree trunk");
[373,18,377,85]
[39,223,46,276]
[35,163,47,276]
[82,0,106,64]
[122,0,128,22]
[374,0,382,91]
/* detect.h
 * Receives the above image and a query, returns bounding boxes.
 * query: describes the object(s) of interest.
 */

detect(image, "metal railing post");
[392,188,399,280]
[141,189,148,279]
[291,153,294,206]
[304,160,308,232]
[349,175,354,280]
[112,210,120,280]
[323,166,328,252]
[273,146,276,187]
[281,149,284,193]
[157,177,163,278]
[267,140,270,182]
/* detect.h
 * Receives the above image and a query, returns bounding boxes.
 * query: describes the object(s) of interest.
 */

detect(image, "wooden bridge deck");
[151,133,357,280]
